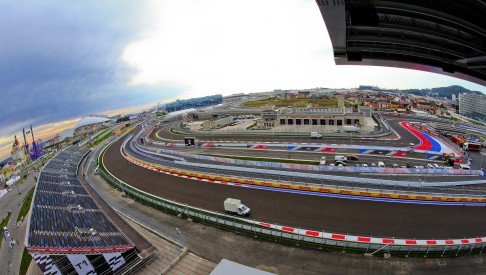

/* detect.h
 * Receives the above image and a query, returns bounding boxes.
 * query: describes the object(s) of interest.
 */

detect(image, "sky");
[1,0,485,160]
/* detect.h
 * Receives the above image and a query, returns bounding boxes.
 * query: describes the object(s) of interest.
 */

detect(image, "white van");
[334,156,347,162]
[377,161,385,167]
[334,156,348,162]
[460,164,471,170]
[319,156,326,166]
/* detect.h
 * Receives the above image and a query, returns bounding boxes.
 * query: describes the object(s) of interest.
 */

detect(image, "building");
[259,106,365,128]
[336,95,344,107]
[223,94,249,103]
[10,136,26,164]
[201,116,234,130]
[459,93,486,121]
[73,115,112,137]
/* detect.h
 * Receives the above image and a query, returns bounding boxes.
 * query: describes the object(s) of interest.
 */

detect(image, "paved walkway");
[125,220,215,275]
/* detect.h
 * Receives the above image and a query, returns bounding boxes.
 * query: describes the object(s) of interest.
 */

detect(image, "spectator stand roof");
[317,0,486,86]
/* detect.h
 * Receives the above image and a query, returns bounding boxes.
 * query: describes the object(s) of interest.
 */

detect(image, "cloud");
[0,0,183,139]
[123,0,486,95]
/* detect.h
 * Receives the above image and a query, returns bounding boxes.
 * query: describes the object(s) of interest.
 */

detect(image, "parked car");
[391,163,399,168]
[347,155,359,161]
[361,164,369,167]
[335,161,347,166]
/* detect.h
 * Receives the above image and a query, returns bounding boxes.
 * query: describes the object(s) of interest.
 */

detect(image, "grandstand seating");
[27,146,134,253]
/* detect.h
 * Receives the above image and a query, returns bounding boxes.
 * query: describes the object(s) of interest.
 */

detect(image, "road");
[0,169,39,275]
[152,118,420,147]
[105,137,486,239]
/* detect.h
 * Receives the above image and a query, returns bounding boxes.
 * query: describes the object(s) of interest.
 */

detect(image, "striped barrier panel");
[122,143,486,204]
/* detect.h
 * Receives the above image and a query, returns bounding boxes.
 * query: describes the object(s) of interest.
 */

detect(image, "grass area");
[89,128,114,148]
[242,98,353,107]
[201,153,319,165]
[17,188,35,223]
[0,212,12,247]
[19,247,32,275]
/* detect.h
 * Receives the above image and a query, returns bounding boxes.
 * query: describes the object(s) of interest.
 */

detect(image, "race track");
[104,137,486,239]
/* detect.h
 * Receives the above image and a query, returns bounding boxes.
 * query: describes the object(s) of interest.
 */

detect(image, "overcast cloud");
[1,0,485,160]
[0,0,183,139]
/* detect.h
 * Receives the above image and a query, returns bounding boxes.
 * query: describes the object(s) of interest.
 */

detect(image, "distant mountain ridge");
[392,85,482,99]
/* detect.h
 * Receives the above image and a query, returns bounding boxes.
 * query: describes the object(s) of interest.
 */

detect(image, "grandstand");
[428,122,472,136]
[25,146,148,274]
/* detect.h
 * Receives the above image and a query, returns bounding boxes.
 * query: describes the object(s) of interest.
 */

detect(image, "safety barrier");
[99,139,486,257]
[146,141,481,176]
[125,137,486,205]
[149,124,482,177]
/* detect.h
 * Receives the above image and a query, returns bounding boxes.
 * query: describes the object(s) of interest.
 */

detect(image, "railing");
[99,140,486,257]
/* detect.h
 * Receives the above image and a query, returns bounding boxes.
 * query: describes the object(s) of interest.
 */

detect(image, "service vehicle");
[333,129,340,133]
[335,161,347,166]
[319,156,327,166]
[460,164,471,170]
[311,132,322,139]
[224,198,250,216]
[463,142,481,151]
[335,155,347,162]
[377,161,385,167]
[391,163,399,168]
[346,155,359,161]
[343,126,360,133]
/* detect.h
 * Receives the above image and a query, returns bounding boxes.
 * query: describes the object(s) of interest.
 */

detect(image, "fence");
[98,140,486,257]
[131,140,486,193]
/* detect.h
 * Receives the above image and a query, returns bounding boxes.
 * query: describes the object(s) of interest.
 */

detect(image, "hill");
[395,85,482,99]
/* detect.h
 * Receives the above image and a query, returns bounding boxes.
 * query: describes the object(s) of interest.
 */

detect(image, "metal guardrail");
[99,140,486,257]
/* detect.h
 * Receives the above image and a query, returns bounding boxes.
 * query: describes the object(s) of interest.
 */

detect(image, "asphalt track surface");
[105,137,486,239]
[153,118,420,147]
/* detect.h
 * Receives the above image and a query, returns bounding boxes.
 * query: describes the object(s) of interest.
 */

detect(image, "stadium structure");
[316,0,486,86]
[25,146,155,274]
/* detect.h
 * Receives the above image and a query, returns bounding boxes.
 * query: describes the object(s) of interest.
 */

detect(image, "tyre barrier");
[99,139,486,257]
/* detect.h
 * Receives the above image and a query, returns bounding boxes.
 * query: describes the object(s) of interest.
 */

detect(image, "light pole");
[15,184,21,195]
